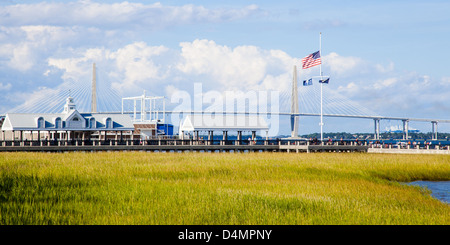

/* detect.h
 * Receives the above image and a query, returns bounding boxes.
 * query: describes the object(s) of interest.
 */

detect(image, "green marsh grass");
[0,152,448,225]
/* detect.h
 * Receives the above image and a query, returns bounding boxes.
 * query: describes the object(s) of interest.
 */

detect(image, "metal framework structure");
[121,91,166,124]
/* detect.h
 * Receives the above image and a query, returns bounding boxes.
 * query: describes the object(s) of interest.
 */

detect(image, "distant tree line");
[298,132,450,140]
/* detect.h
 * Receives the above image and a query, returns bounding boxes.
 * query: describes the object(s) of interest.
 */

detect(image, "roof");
[2,113,62,130]
[180,115,269,132]
[1,96,134,131]
[1,111,134,131]
[82,113,135,130]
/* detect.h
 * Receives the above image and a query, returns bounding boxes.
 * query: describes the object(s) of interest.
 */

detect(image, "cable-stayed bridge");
[6,65,450,140]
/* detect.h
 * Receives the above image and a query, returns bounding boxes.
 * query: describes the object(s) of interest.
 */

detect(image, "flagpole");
[319,32,323,144]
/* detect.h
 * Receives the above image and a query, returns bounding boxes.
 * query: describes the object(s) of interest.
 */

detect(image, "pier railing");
[1,138,449,153]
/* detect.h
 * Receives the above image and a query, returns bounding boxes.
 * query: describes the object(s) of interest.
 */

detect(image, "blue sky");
[0,0,449,135]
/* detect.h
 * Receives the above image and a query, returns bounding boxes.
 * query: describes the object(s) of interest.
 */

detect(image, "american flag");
[301,51,321,69]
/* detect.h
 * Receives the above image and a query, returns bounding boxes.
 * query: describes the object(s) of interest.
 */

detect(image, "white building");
[179,114,269,144]
[1,97,134,144]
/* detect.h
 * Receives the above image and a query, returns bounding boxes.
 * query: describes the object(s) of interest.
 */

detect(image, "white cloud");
[0,1,261,28]
[441,77,450,86]
[373,77,397,90]
[337,82,358,94]
[44,39,298,98]
[20,25,77,43]
[0,82,12,91]
[0,25,92,71]
[177,39,295,91]
[112,42,169,85]
[375,62,395,73]
[8,43,34,71]
[329,57,450,118]
[0,1,262,72]
[47,42,174,96]
[324,52,364,76]
[47,48,98,80]
[3,37,449,123]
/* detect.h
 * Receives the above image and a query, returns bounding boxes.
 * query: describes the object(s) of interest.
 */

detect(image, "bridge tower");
[290,65,299,138]
[91,63,97,113]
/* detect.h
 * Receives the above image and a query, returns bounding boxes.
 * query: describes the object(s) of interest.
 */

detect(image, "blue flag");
[319,77,329,84]
[303,79,313,86]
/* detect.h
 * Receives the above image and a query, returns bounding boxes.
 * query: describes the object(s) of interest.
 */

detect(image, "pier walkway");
[2,138,450,154]
[0,138,367,153]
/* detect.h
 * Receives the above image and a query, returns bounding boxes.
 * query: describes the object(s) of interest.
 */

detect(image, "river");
[406,181,449,204]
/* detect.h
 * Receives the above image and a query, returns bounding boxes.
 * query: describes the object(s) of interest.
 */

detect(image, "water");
[406,181,450,204]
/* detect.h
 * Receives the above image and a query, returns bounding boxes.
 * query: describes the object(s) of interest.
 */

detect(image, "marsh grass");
[0,152,448,225]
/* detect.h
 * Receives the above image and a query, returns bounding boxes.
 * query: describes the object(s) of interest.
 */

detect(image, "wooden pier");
[0,139,367,153]
[4,138,450,154]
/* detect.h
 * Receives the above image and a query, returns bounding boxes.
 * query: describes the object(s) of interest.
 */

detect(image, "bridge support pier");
[290,115,299,138]
[373,119,380,140]
[402,120,409,140]
[432,121,438,140]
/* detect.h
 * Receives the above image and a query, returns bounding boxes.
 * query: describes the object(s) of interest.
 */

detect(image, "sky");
[0,0,449,135]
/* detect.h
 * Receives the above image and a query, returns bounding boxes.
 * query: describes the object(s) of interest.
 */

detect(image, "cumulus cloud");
[20,25,78,43]
[330,56,450,118]
[112,42,169,85]
[0,25,103,72]
[45,41,175,98]
[177,39,295,92]
[324,52,365,76]
[8,43,34,71]
[375,62,395,73]
[44,39,298,99]
[373,77,397,90]
[10,37,448,121]
[0,0,264,106]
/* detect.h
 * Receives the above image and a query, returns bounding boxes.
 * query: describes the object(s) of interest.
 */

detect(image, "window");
[55,118,62,128]
[37,117,45,128]
[72,117,79,121]
[89,118,96,128]
[106,118,112,128]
